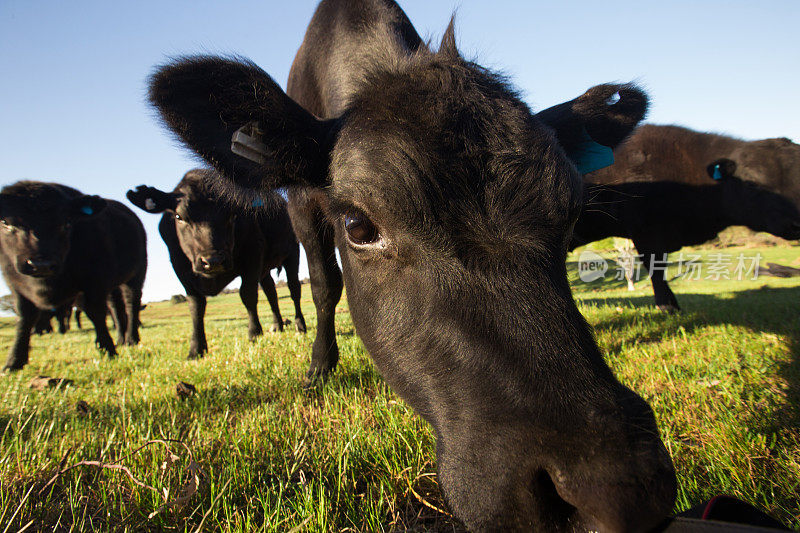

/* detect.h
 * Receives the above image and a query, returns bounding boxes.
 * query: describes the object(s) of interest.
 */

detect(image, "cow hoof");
[2,364,23,373]
[295,318,307,334]
[656,304,680,314]
[269,323,283,333]
[303,365,335,388]
[187,351,205,360]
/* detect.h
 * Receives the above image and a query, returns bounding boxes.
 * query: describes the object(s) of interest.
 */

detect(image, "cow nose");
[543,393,677,531]
[198,255,226,273]
[23,258,57,277]
[546,441,676,532]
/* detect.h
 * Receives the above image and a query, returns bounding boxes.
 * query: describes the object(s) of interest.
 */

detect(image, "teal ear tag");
[251,197,264,208]
[80,206,94,215]
[572,128,614,174]
[712,165,722,180]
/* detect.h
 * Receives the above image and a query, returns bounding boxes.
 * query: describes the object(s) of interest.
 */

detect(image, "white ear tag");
[145,198,156,211]
[231,122,269,164]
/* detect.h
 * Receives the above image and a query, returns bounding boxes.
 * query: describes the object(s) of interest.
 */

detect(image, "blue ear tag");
[80,206,94,215]
[571,128,615,174]
[251,197,264,208]
[712,165,722,180]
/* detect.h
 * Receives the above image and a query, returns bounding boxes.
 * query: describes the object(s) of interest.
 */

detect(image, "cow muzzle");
[19,258,58,278]
[194,254,231,276]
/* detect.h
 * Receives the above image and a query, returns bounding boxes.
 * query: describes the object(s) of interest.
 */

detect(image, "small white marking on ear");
[606,92,621,105]
[145,198,156,211]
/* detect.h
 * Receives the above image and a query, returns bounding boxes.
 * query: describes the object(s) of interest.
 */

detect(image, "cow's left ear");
[707,158,737,181]
[69,195,107,218]
[535,83,648,174]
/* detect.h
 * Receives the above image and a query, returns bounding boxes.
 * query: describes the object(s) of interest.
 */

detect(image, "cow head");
[0,182,105,278]
[127,169,236,276]
[708,158,800,240]
[735,136,800,210]
[146,33,676,531]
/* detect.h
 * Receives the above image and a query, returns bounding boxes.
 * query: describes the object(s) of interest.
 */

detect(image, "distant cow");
[127,169,306,359]
[588,124,800,208]
[0,182,147,370]
[33,302,73,335]
[573,159,800,310]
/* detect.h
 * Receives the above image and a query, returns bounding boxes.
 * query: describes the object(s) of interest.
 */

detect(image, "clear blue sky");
[1,1,798,302]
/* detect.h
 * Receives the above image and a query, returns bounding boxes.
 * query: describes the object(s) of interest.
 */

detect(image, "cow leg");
[33,313,52,335]
[119,284,142,345]
[641,250,681,313]
[83,295,117,357]
[57,305,69,334]
[74,308,82,329]
[283,244,307,333]
[107,288,127,345]
[3,294,40,371]
[187,293,208,359]
[291,206,342,383]
[260,273,284,333]
[240,275,264,340]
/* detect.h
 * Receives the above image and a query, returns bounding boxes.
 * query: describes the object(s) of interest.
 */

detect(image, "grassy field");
[0,243,799,531]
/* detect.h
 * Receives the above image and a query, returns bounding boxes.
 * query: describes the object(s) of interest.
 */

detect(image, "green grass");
[1,243,799,531]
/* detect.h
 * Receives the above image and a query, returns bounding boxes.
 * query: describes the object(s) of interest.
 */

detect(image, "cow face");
[708,158,800,240]
[147,45,676,532]
[0,182,105,278]
[127,171,235,276]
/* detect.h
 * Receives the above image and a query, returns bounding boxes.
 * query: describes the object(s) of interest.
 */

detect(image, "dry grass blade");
[149,459,203,519]
[34,439,200,522]
[190,476,231,533]
[405,474,452,518]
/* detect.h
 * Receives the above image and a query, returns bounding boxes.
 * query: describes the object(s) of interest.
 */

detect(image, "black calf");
[0,181,147,370]
[127,169,306,359]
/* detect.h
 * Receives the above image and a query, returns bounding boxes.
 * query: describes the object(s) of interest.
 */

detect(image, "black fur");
[146,1,676,530]
[574,158,800,311]
[0,181,147,370]
[127,169,306,359]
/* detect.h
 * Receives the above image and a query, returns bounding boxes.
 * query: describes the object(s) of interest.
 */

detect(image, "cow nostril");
[534,469,578,518]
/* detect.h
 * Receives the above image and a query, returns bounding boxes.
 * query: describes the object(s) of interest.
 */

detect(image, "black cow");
[589,124,800,210]
[127,169,305,359]
[145,1,677,530]
[577,153,800,312]
[0,182,147,370]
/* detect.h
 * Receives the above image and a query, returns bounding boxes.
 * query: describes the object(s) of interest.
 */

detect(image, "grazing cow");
[588,124,800,208]
[127,169,306,359]
[0,182,147,370]
[146,1,677,530]
[574,160,800,310]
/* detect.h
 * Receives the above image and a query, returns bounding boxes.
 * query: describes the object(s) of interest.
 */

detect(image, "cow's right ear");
[535,83,648,174]
[126,185,178,213]
[706,159,737,181]
[148,56,334,194]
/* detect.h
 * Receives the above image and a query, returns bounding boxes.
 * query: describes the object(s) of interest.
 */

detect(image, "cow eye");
[344,211,380,246]
[175,213,184,222]
[1,220,14,232]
